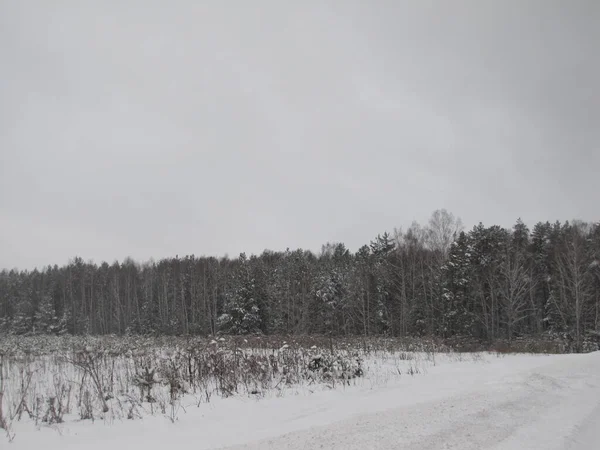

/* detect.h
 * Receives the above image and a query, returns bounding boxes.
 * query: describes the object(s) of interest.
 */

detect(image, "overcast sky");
[1,0,599,270]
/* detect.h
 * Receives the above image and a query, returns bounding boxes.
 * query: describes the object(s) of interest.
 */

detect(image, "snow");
[8,351,600,450]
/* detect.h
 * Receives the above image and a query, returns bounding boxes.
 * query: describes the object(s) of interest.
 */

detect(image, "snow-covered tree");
[33,294,59,334]
[442,231,475,336]
[218,253,262,335]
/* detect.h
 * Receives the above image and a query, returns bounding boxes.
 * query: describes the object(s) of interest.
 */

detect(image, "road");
[222,352,600,450]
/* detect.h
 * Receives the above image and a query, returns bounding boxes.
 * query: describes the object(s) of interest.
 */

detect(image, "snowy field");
[2,338,599,449]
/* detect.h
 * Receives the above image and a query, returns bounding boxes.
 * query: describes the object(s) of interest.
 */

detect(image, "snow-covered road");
[10,352,600,450]
[221,352,600,450]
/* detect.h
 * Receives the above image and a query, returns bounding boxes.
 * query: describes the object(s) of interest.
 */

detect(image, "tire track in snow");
[222,353,600,450]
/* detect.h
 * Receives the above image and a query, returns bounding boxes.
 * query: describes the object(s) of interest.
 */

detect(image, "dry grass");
[0,333,576,442]
[0,335,447,440]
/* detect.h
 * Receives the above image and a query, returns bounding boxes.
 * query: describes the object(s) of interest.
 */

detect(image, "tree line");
[1,210,599,350]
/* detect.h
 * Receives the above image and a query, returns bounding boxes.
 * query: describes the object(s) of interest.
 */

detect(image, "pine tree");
[218,253,262,335]
[530,222,552,332]
[370,232,395,257]
[469,224,511,339]
[512,218,530,253]
[33,294,59,334]
[368,234,396,334]
[442,231,474,336]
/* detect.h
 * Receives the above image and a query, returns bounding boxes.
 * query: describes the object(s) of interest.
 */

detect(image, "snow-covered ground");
[8,351,600,449]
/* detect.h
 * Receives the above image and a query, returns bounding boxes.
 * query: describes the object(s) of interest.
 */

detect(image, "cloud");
[1,0,598,269]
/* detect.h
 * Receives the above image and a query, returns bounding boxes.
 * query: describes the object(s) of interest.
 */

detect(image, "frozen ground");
[9,351,600,450]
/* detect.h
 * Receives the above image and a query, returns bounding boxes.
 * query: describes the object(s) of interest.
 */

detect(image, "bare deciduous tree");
[498,251,534,341]
[427,209,464,260]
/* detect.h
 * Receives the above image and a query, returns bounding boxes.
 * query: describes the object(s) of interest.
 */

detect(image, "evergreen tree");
[218,253,262,335]
[512,218,530,253]
[33,294,59,334]
[530,222,553,332]
[442,231,475,336]
[0,211,597,347]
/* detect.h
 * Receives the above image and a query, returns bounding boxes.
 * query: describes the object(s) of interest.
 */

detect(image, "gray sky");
[1,0,599,270]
